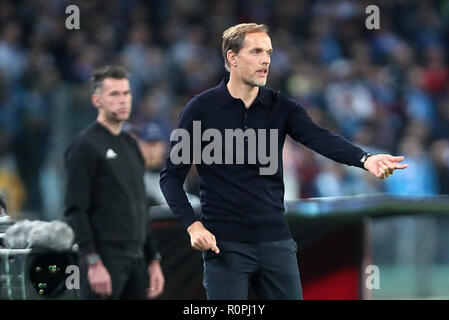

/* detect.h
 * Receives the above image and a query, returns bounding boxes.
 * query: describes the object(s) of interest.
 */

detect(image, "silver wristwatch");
[86,253,101,266]
[360,153,373,167]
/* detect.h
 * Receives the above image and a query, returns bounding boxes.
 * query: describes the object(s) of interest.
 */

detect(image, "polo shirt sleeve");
[160,96,201,229]
[285,97,366,168]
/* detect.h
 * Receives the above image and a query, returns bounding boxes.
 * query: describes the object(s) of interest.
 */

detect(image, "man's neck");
[97,116,122,136]
[227,73,259,108]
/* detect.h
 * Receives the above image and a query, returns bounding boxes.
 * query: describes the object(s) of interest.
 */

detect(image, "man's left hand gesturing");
[364,154,409,179]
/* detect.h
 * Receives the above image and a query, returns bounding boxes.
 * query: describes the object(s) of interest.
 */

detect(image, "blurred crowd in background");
[0,0,448,221]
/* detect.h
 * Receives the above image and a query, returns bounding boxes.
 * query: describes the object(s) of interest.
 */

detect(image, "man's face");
[93,78,132,123]
[233,32,272,87]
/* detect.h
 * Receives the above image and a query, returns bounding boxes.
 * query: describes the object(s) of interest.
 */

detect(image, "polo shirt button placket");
[243,112,248,140]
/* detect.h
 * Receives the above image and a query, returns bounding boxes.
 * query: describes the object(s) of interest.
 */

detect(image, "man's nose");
[119,94,128,103]
[262,53,270,65]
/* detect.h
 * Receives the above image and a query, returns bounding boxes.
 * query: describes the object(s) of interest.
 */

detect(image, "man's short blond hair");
[222,23,268,72]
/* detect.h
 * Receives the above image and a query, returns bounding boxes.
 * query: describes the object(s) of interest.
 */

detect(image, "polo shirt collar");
[216,78,272,108]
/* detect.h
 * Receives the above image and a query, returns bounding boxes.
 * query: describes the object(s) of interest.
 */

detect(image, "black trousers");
[80,253,149,300]
[202,239,303,300]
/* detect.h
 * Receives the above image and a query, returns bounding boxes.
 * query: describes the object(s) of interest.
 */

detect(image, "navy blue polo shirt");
[160,78,366,242]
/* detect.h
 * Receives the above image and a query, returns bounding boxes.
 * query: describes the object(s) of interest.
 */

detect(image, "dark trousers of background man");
[79,252,149,300]
[202,238,303,300]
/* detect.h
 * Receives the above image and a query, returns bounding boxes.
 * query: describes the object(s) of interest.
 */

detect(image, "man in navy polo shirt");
[160,23,408,300]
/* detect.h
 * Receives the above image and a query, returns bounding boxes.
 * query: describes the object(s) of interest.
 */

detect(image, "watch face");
[87,254,100,265]
[361,154,372,164]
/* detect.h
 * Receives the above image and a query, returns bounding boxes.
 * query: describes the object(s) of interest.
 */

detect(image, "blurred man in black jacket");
[64,65,164,299]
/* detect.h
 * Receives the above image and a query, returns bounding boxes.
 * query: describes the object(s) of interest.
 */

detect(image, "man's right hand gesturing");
[187,221,220,254]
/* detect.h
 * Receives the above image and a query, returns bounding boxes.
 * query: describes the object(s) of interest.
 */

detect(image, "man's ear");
[227,50,238,69]
[91,93,101,109]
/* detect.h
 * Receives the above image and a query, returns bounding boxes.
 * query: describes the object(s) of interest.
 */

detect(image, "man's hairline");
[93,77,130,95]
[232,31,271,55]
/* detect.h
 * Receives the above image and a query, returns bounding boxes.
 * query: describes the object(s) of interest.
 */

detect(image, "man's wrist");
[85,252,101,266]
[187,221,202,234]
[152,252,162,261]
[361,153,373,170]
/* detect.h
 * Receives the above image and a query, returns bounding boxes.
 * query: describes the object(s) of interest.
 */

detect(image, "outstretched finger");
[389,155,405,162]
[209,233,219,254]
[211,243,220,254]
[385,157,408,169]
